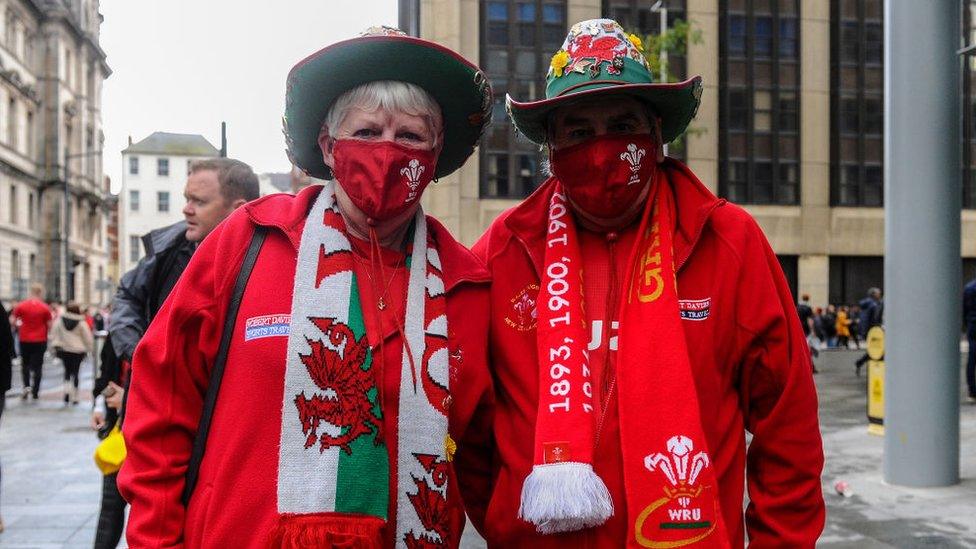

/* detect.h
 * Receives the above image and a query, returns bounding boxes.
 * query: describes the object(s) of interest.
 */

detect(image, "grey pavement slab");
[1,348,974,547]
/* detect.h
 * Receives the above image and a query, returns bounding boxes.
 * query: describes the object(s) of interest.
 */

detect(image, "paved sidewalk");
[1,354,105,548]
[0,349,973,548]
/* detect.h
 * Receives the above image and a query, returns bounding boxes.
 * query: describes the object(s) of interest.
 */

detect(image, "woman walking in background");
[49,302,93,405]
[836,305,853,349]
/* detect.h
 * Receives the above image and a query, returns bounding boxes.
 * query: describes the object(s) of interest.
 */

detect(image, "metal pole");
[883,0,960,487]
[398,0,420,37]
[653,1,669,156]
[63,145,70,303]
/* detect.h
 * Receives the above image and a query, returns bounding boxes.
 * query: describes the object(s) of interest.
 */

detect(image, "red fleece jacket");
[466,160,825,548]
[117,185,494,548]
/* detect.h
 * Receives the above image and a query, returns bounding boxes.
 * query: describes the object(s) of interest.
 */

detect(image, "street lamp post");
[651,0,669,156]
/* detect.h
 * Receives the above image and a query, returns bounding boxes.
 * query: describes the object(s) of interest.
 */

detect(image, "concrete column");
[685,0,719,192]
[798,254,829,308]
[883,0,960,487]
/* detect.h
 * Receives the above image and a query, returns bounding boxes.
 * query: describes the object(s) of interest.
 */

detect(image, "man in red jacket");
[467,19,824,548]
[9,283,53,400]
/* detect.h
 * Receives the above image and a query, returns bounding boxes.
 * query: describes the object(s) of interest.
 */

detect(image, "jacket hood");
[142,221,188,257]
[502,158,725,275]
[61,312,84,331]
[243,184,489,291]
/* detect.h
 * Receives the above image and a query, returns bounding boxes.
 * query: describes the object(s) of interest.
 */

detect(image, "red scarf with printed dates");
[522,177,730,548]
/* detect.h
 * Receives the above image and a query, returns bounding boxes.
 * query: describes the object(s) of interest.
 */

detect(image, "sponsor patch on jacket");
[678,298,711,321]
[244,314,291,341]
[504,283,539,332]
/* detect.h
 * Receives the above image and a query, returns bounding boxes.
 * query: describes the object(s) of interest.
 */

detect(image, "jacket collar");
[243,184,489,291]
[503,158,725,276]
[142,221,188,257]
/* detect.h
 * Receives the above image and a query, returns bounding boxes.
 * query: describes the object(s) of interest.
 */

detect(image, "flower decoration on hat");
[551,50,570,77]
[628,33,644,52]
[548,19,651,79]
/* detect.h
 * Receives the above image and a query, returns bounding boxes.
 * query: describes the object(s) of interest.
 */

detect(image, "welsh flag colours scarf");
[519,175,730,548]
[270,183,452,547]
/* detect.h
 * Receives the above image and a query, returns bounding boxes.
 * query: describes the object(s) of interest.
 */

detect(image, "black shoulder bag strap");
[182,225,267,506]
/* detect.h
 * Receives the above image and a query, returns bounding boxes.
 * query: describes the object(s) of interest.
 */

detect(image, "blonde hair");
[322,81,443,144]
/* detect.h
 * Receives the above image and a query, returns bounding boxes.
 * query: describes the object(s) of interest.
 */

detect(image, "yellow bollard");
[866,326,885,436]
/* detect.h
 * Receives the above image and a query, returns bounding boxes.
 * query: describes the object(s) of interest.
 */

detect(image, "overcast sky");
[100,1,398,193]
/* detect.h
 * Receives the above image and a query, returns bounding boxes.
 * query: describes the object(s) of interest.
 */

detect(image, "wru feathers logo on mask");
[620,143,646,185]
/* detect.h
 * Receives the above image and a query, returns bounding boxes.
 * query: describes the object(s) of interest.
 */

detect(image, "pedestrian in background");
[836,305,852,349]
[814,306,825,347]
[855,287,883,376]
[850,304,862,349]
[963,276,976,403]
[92,157,259,549]
[49,302,93,406]
[822,304,838,348]
[0,299,16,533]
[9,284,53,400]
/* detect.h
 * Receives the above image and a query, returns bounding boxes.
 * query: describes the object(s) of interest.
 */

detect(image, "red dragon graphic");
[294,317,380,455]
[403,453,451,548]
[567,35,626,76]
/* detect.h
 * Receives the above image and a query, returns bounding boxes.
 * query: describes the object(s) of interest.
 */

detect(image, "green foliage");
[637,19,703,84]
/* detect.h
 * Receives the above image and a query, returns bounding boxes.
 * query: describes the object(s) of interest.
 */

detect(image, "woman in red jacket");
[118,27,493,548]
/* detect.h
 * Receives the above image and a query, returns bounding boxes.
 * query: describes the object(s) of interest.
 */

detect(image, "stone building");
[0,0,110,306]
[416,0,976,307]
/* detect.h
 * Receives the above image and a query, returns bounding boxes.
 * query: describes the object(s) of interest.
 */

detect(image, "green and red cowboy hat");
[284,26,492,180]
[507,18,702,145]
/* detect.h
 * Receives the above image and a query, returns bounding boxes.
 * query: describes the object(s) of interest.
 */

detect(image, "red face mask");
[331,139,437,224]
[550,134,657,219]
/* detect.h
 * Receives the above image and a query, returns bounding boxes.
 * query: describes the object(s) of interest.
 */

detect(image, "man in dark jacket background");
[963,277,976,403]
[92,157,258,549]
[854,287,883,376]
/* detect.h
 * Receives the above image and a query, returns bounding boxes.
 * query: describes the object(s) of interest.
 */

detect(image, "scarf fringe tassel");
[266,513,385,549]
[518,462,614,534]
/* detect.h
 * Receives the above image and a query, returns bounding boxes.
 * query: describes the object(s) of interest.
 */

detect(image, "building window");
[480,0,567,199]
[129,189,140,212]
[10,249,21,297]
[129,235,141,263]
[25,110,33,157]
[129,156,139,175]
[831,0,883,207]
[27,191,34,229]
[157,191,170,213]
[964,0,976,208]
[719,0,800,205]
[829,255,883,306]
[157,157,169,177]
[7,97,16,148]
[8,183,16,225]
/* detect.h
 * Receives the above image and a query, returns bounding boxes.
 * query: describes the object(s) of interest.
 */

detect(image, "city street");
[0,349,974,548]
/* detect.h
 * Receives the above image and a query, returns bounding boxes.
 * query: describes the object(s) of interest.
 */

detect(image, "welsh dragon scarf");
[271,183,452,548]
[519,177,730,548]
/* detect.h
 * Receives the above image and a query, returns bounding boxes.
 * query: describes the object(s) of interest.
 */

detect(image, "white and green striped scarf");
[273,183,451,547]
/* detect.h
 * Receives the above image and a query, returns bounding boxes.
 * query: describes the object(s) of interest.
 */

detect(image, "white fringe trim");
[518,462,614,534]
